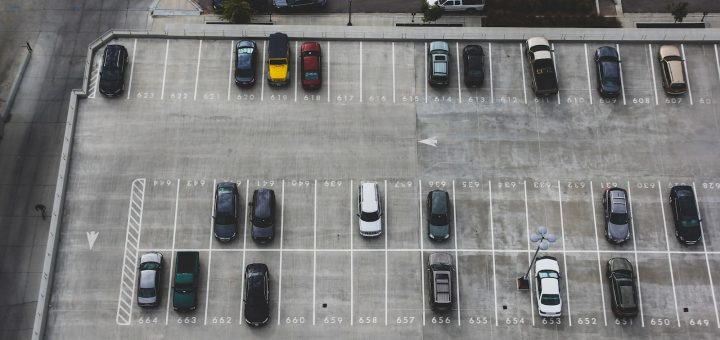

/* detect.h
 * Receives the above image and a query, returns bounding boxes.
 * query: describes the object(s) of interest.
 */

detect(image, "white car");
[425,0,485,12]
[358,182,382,237]
[535,256,562,317]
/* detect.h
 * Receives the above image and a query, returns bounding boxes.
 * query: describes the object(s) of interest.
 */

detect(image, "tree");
[220,0,254,24]
[667,2,689,23]
[421,1,444,23]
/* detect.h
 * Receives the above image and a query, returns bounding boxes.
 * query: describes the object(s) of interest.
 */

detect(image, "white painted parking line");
[657,181,681,327]
[425,42,428,104]
[359,42,363,103]
[648,44,659,106]
[616,44,627,105]
[116,178,146,325]
[419,180,425,326]
[520,44,528,105]
[551,43,561,105]
[350,180,354,325]
[160,40,169,100]
[203,179,216,325]
[715,44,720,88]
[164,179,180,325]
[238,180,249,325]
[384,179,389,325]
[452,181,461,326]
[489,43,494,104]
[327,41,331,103]
[294,41,298,102]
[392,43,396,103]
[589,182,607,326]
[584,44,593,105]
[523,181,535,326]
[313,179,317,325]
[126,38,137,100]
[193,40,202,101]
[261,40,266,101]
[557,180,571,326]
[489,181,498,326]
[276,180,285,325]
[227,40,233,101]
[680,44,694,105]
[693,182,720,328]
[456,42,462,103]
[626,182,645,327]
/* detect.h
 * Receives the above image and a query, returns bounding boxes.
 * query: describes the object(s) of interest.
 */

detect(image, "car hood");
[245,302,270,323]
[429,223,450,238]
[538,301,562,315]
[601,81,620,93]
[679,225,701,242]
[252,224,274,238]
[214,223,236,238]
[608,222,629,241]
[269,64,288,81]
[173,290,195,308]
[138,296,157,305]
[359,219,381,233]
[235,73,255,83]
[99,78,122,93]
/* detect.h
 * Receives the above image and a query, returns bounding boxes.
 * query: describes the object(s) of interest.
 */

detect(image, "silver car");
[603,187,631,244]
[137,252,163,307]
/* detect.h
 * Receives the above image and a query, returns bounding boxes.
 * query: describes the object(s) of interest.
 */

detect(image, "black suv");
[99,44,128,97]
[463,45,485,87]
[603,187,631,244]
[427,190,451,241]
[213,182,239,242]
[669,185,702,245]
[607,257,638,317]
[244,263,270,327]
[250,188,276,243]
[427,252,454,311]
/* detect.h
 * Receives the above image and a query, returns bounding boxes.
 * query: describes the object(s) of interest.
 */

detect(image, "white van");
[358,182,383,237]
[426,0,485,12]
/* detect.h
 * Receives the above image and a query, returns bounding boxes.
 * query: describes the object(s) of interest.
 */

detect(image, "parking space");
[554,43,593,106]
[489,42,524,105]
[196,40,232,102]
[280,180,315,250]
[162,40,201,101]
[127,39,166,100]
[316,180,350,250]
[386,180,420,250]
[329,41,361,104]
[139,180,177,250]
[361,42,393,104]
[696,181,720,251]
[456,252,498,327]
[353,252,386,326]
[454,180,491,250]
[316,251,351,325]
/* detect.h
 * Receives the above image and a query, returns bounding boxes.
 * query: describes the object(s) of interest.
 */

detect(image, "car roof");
[527,37,550,48]
[431,190,448,214]
[540,278,559,294]
[430,41,449,53]
[254,189,274,218]
[303,55,319,71]
[139,270,157,288]
[609,190,627,213]
[301,41,321,52]
[361,182,379,212]
[533,50,552,60]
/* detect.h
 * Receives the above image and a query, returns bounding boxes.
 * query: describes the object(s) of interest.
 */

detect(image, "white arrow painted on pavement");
[418,137,438,147]
[86,231,99,250]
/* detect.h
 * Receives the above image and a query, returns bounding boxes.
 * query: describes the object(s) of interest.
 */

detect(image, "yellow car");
[267,32,289,86]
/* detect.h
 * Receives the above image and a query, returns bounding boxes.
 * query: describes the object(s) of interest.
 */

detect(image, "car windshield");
[103,69,121,81]
[238,47,253,54]
[613,270,631,279]
[141,262,160,271]
[138,288,156,298]
[304,72,319,80]
[538,270,558,279]
[360,210,380,222]
[541,294,560,306]
[430,213,448,226]
[610,212,629,225]
[269,59,286,65]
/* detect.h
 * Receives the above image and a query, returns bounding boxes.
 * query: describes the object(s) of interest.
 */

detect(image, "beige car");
[658,45,687,95]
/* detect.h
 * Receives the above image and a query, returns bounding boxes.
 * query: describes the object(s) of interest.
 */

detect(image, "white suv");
[535,256,562,317]
[358,182,382,237]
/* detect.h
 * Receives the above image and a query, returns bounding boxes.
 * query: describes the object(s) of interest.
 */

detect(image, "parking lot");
[47,37,720,339]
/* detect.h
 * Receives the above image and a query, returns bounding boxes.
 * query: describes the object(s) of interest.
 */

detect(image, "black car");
[272,0,327,10]
[669,185,702,245]
[212,0,223,11]
[244,263,270,327]
[462,45,484,87]
[594,46,621,98]
[213,182,239,242]
[603,187,631,244]
[607,257,638,317]
[427,190,451,241]
[427,253,454,311]
[250,188,276,243]
[99,44,128,97]
[235,40,258,87]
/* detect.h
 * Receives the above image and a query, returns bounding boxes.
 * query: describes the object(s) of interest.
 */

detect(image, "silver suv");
[428,41,450,87]
[357,182,382,237]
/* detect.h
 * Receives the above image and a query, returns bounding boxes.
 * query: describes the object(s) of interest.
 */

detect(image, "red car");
[300,41,322,90]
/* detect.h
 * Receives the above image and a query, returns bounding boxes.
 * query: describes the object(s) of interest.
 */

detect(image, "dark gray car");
[251,188,276,243]
[137,252,163,307]
[214,182,239,242]
[427,252,454,311]
[603,187,631,244]
[427,190,451,241]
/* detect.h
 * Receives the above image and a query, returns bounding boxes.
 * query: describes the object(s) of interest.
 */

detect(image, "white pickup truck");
[426,0,485,12]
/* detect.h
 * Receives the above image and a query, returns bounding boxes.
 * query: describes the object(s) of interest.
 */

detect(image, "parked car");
[213,182,239,242]
[535,255,562,317]
[250,188,276,243]
[172,252,200,311]
[603,187,631,244]
[428,41,450,87]
[212,0,223,12]
[425,0,485,12]
[267,32,290,86]
[658,45,687,95]
[524,37,558,96]
[669,185,701,245]
[137,252,163,307]
[427,252,454,311]
[594,46,622,97]
[427,190,451,241]
[235,40,257,87]
[462,45,485,87]
[607,257,639,317]
[244,263,270,326]
[99,44,128,97]
[300,41,322,90]
[272,0,327,10]
[358,182,382,237]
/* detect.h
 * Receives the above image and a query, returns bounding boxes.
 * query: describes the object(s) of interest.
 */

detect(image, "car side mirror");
[356,213,360,218]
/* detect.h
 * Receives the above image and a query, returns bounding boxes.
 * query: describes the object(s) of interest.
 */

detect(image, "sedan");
[300,41,322,90]
[594,46,621,97]
[607,257,638,317]
[535,255,561,317]
[462,45,484,87]
[427,190,451,241]
[213,182,239,242]
[603,187,631,244]
[244,263,270,327]
[669,185,701,245]
[235,40,257,87]
[137,252,163,307]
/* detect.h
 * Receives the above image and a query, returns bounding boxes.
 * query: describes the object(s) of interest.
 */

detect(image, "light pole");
[517,226,556,290]
[347,0,352,26]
